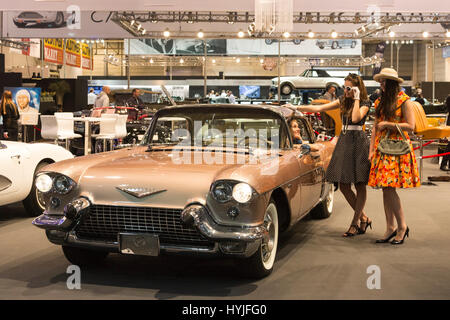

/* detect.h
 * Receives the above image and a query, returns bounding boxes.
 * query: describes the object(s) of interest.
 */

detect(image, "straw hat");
[373,68,404,83]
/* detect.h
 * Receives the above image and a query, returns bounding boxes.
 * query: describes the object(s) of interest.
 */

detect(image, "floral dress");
[368,91,421,189]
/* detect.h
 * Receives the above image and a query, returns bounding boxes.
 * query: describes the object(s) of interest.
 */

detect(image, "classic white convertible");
[0,141,74,216]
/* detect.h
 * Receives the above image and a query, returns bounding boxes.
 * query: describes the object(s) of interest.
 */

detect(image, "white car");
[272,69,345,95]
[0,141,74,216]
[13,11,74,28]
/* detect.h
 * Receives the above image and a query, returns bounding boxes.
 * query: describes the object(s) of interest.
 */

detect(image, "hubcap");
[282,86,291,95]
[326,184,334,213]
[261,203,278,269]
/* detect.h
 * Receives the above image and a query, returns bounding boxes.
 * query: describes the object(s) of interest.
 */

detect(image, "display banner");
[65,39,81,67]
[127,38,361,56]
[81,43,92,70]
[9,38,41,58]
[44,38,64,64]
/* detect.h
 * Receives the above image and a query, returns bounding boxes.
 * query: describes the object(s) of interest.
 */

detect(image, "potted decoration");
[48,80,71,111]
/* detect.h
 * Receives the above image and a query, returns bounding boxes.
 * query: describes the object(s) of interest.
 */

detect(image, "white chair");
[115,114,128,139]
[91,114,117,152]
[40,115,82,149]
[54,112,74,119]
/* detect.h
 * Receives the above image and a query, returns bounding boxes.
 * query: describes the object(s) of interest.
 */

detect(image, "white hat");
[373,68,404,84]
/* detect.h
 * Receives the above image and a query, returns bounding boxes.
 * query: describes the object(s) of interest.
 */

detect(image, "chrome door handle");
[11,154,21,160]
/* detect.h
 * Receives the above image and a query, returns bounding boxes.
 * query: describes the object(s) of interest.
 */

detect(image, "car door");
[0,142,25,206]
[295,118,323,215]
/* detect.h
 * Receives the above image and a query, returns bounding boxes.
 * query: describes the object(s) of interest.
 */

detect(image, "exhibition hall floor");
[1,147,449,300]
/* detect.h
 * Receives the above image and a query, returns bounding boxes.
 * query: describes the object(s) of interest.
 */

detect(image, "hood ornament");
[116,185,167,199]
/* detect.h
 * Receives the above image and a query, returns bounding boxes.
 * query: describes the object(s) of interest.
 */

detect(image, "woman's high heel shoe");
[391,227,409,245]
[343,224,360,237]
[358,217,372,234]
[375,230,397,243]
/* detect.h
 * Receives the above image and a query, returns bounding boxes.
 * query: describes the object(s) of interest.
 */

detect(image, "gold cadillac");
[33,104,335,278]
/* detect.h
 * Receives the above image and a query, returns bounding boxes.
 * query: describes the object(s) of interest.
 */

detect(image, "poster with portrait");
[5,87,41,113]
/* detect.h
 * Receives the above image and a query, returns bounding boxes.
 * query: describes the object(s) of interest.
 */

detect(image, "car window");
[310,71,319,77]
[316,70,330,77]
[296,118,313,143]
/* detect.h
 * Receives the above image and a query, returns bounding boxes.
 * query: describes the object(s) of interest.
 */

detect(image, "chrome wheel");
[36,189,46,211]
[281,84,292,95]
[261,202,278,270]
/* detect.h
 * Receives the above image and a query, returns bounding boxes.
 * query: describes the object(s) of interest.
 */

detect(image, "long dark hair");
[341,73,368,116]
[1,90,18,116]
[376,79,401,120]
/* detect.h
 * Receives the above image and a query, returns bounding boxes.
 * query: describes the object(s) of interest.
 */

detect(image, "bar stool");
[40,115,82,149]
[91,114,117,152]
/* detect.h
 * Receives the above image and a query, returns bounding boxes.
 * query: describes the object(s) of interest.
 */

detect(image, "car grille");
[75,205,214,248]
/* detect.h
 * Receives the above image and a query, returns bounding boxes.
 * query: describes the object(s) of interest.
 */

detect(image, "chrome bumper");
[34,200,265,257]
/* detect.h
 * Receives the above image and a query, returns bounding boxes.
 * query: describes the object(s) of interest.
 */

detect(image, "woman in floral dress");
[368,68,420,245]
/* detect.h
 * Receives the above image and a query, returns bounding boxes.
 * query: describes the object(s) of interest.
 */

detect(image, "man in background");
[88,89,97,106]
[227,90,236,104]
[94,86,111,108]
[322,84,337,101]
[126,89,145,109]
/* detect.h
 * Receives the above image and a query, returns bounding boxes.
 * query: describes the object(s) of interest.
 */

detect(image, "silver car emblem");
[116,185,167,199]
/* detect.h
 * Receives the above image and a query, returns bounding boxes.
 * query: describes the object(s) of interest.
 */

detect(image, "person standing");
[126,89,144,109]
[87,89,97,106]
[368,68,420,245]
[94,86,111,108]
[288,73,372,237]
[1,90,20,141]
[227,90,236,104]
[440,94,450,171]
[322,84,337,101]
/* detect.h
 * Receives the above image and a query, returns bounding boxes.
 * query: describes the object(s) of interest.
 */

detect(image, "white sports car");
[272,69,345,95]
[13,11,74,28]
[0,141,74,216]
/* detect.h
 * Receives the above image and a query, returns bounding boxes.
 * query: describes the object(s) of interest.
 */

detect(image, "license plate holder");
[119,233,160,256]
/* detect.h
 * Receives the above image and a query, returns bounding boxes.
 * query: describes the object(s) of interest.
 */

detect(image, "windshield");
[142,107,291,150]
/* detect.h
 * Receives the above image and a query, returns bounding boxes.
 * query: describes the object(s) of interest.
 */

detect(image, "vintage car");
[0,141,74,216]
[32,104,335,278]
[13,11,75,28]
[316,39,357,50]
[272,69,346,95]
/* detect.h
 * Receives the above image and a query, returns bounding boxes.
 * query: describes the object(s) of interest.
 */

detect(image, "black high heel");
[343,224,360,237]
[375,230,397,243]
[358,217,372,234]
[391,227,409,245]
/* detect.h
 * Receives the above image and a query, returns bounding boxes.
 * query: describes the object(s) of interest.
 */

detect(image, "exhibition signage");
[81,43,92,70]
[44,38,64,65]
[9,38,41,58]
[65,39,81,68]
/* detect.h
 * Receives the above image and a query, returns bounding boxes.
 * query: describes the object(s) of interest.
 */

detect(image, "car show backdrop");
[5,87,41,112]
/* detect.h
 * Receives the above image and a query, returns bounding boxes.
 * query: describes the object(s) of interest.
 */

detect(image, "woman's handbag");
[377,124,411,156]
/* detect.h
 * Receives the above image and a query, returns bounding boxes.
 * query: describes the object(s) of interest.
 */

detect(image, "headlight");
[35,174,53,193]
[211,182,233,203]
[232,183,253,204]
[53,175,75,194]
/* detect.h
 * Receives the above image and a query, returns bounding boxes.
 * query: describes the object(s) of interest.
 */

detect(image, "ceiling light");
[137,24,142,31]
[308,30,314,38]
[163,29,170,37]
[283,32,290,38]
[150,58,154,63]
[180,58,184,63]
[236,58,240,63]
[260,59,264,64]
[212,59,216,63]
[296,59,300,63]
[130,20,135,26]
[423,31,429,38]
[389,31,395,37]
[386,40,390,44]
[320,59,324,64]
[238,30,245,38]
[141,29,146,35]
[331,30,338,38]
[197,30,204,38]
[446,30,450,38]
[346,58,350,64]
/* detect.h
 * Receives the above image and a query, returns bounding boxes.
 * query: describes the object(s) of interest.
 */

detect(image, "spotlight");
[354,29,359,36]
[308,30,314,38]
[137,24,142,31]
[142,29,146,35]
[130,20,135,26]
[180,58,184,63]
[296,59,300,63]
[212,59,216,63]
[197,30,204,38]
[237,30,245,38]
[150,58,154,63]
[389,31,395,37]
[386,40,390,44]
[331,30,338,38]
[446,30,450,38]
[423,31,429,38]
[260,58,264,64]
[320,59,324,64]
[236,58,240,63]
[163,29,170,38]
[283,32,290,38]
[346,58,350,64]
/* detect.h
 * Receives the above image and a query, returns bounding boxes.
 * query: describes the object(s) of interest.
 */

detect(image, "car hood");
[42,146,285,208]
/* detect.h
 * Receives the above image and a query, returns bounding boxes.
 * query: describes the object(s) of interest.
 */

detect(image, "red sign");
[81,43,92,70]
[65,39,81,68]
[44,39,64,65]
